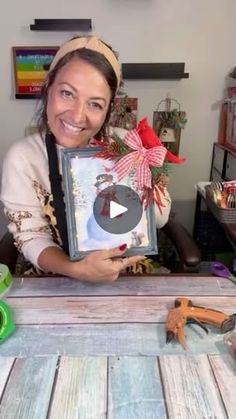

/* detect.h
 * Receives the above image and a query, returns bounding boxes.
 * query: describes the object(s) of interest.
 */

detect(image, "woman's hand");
[38,244,146,283]
[72,244,146,282]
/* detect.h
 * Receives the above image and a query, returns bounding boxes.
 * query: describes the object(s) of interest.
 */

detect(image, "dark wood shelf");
[30,19,92,31]
[15,94,40,99]
[122,63,189,80]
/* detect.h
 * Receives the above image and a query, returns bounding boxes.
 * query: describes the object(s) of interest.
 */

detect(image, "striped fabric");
[112,129,167,189]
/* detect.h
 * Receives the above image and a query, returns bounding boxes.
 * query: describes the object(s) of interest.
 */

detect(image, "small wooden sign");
[12,46,58,99]
[153,111,181,156]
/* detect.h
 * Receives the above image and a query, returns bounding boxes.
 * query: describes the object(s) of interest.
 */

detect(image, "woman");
[1,36,171,282]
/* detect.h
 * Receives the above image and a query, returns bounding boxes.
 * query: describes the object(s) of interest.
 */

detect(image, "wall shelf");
[122,63,189,80]
[14,58,189,99]
[30,19,92,31]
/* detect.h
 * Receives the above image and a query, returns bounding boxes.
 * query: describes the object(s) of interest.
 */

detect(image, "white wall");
[1,0,236,236]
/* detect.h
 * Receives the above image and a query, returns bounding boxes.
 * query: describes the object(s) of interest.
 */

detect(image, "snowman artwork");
[86,173,122,245]
[94,173,116,217]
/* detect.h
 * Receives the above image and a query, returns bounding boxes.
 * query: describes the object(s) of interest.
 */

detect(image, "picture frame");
[12,46,58,99]
[153,110,181,156]
[225,98,236,152]
[62,147,158,260]
[218,101,228,145]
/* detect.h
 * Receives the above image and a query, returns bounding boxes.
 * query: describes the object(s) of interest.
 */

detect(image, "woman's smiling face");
[46,57,112,148]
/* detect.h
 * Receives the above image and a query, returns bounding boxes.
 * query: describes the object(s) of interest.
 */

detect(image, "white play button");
[110,201,128,219]
[94,185,143,234]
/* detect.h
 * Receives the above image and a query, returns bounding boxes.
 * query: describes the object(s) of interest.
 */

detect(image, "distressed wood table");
[0,274,235,418]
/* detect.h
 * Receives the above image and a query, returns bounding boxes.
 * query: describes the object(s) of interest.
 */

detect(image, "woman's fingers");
[94,244,127,260]
[96,245,146,270]
[80,246,147,282]
[115,255,146,269]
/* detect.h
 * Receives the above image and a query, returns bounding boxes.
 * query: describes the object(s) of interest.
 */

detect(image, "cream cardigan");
[1,132,171,269]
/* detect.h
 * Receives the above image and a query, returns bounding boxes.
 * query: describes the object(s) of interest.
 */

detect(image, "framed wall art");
[225,97,236,152]
[62,147,157,260]
[153,97,187,156]
[12,46,58,99]
[153,110,181,156]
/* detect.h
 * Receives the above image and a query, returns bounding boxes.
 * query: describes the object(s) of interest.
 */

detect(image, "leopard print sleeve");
[0,135,61,268]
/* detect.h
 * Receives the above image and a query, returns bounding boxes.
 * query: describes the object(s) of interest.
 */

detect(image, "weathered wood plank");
[49,356,107,419]
[0,356,57,419]
[10,275,236,297]
[108,356,166,419]
[0,324,229,357]
[0,357,15,398]
[7,295,236,325]
[159,355,227,419]
[209,354,236,419]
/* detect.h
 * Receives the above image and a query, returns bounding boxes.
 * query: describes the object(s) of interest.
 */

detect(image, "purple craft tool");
[210,261,236,285]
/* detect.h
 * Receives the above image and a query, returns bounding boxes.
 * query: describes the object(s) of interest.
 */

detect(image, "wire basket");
[205,185,236,223]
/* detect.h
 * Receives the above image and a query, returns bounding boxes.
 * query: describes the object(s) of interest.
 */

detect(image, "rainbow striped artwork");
[13,46,58,98]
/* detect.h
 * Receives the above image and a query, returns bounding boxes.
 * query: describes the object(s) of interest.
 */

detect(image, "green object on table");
[0,300,16,343]
[0,264,12,295]
[0,264,15,343]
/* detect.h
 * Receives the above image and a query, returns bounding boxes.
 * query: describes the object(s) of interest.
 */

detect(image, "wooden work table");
[0,274,235,418]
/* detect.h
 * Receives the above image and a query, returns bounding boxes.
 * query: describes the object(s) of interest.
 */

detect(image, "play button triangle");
[110,201,128,219]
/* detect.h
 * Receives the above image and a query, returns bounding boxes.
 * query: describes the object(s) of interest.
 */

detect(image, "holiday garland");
[158,109,187,130]
[95,117,186,212]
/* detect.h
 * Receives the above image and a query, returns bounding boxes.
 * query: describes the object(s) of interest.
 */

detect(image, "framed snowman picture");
[61,147,157,260]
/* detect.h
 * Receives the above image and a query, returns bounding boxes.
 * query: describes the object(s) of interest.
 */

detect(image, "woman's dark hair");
[36,40,120,140]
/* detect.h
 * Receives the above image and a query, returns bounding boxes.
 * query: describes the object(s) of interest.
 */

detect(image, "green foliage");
[150,163,169,183]
[110,132,130,155]
[164,109,187,129]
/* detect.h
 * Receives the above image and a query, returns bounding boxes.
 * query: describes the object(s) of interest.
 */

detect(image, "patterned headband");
[50,36,121,87]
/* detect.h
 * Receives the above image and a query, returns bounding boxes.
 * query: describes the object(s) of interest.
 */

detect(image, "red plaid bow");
[112,129,167,189]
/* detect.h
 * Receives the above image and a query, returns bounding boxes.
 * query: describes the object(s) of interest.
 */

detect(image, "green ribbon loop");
[0,300,16,343]
[0,264,12,295]
[0,265,15,343]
